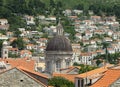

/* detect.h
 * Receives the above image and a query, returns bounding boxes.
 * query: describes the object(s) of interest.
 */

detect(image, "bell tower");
[56,18,64,36]
[2,40,8,59]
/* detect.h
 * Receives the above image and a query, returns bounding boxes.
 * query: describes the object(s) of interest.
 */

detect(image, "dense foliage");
[48,76,74,87]
[0,0,120,17]
[0,0,119,36]
[0,40,4,57]
[74,0,120,18]
[10,38,25,50]
[73,62,97,74]
[94,52,120,65]
[41,0,120,18]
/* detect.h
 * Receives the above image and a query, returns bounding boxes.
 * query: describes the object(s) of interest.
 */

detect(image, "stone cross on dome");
[56,18,64,36]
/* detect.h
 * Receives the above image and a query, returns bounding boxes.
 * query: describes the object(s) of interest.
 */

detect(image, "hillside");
[40,0,83,9]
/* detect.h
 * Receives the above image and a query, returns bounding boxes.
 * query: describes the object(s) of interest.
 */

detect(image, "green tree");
[41,33,48,38]
[8,53,19,58]
[73,62,97,74]
[0,6,12,18]
[79,64,97,74]
[102,42,110,63]
[0,40,3,57]
[49,0,55,8]
[8,15,26,31]
[96,60,102,66]
[10,38,25,50]
[14,30,21,37]
[48,76,74,87]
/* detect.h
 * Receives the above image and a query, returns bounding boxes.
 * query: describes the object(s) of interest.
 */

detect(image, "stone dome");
[46,36,72,51]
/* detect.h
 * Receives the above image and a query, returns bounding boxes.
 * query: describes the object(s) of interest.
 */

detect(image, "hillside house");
[0,19,9,30]
[24,15,35,25]
[20,50,32,58]
[79,52,93,65]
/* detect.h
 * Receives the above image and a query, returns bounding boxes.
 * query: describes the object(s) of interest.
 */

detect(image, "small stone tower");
[2,40,8,59]
[56,20,64,36]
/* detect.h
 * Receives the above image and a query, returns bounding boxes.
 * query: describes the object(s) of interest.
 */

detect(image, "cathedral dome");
[46,36,72,52]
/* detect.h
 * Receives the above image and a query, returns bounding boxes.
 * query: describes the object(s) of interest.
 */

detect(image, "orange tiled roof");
[0,58,35,71]
[60,66,80,74]
[91,16,101,19]
[91,69,120,87]
[53,73,77,83]
[18,66,49,79]
[75,33,81,36]
[76,66,111,78]
[66,66,81,73]
[8,48,18,51]
[9,37,17,42]
[23,37,29,41]
[27,44,34,46]
[7,32,13,34]
[96,49,104,53]
[39,46,46,49]
[20,50,32,55]
[80,52,92,56]
[94,30,104,33]
[69,16,78,19]
[39,38,47,40]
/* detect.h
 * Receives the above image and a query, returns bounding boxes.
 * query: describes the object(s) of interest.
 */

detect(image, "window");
[20,80,23,82]
[5,51,7,54]
[81,79,84,87]
[47,61,50,71]
[66,61,70,67]
[56,61,61,72]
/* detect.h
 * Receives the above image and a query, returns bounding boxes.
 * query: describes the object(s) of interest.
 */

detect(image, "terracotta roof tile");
[60,66,80,73]
[20,50,32,55]
[53,73,77,83]
[18,66,49,79]
[8,48,18,51]
[0,58,35,71]
[66,66,81,73]
[91,69,120,87]
[76,64,113,78]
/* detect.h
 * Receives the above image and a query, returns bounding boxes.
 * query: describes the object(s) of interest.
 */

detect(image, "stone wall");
[0,68,46,87]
